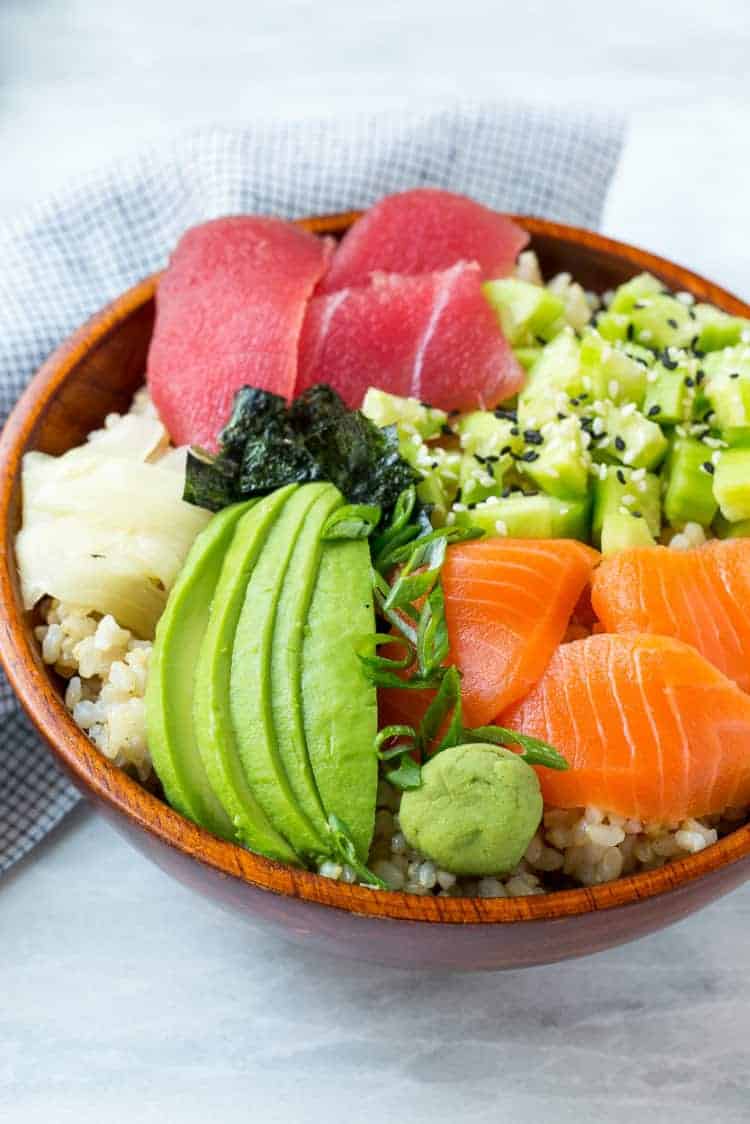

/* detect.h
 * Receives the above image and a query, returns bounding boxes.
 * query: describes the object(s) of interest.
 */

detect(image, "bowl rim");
[2,211,750,927]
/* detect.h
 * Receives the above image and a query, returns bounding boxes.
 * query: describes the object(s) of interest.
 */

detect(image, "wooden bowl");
[2,212,750,971]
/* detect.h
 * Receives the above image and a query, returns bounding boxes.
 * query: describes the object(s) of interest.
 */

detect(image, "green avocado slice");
[193,486,299,864]
[268,485,344,842]
[301,537,378,861]
[146,501,254,839]
[230,484,334,859]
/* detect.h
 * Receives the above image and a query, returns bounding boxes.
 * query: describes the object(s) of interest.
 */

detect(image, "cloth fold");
[0,102,624,875]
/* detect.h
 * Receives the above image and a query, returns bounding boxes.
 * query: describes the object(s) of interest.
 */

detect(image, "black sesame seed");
[631,510,644,518]
[520,450,540,463]
[647,404,661,417]
[634,301,646,310]
[467,502,477,510]
[694,347,706,358]
[667,318,679,330]
[730,371,740,379]
[441,423,453,436]
[494,408,518,422]
[569,397,580,407]
[702,461,715,475]
[486,454,500,463]
[614,435,626,452]
[685,376,695,388]
[535,335,548,347]
[688,307,697,321]
[501,487,512,498]
[430,461,439,470]
[500,445,512,456]
[474,452,487,464]
[661,349,679,370]
[510,426,520,437]
[557,412,568,421]
[616,469,626,484]
[523,429,544,445]
[696,369,705,385]
[626,323,635,341]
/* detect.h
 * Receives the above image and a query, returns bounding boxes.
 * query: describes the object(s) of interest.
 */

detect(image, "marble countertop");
[3,2,750,1120]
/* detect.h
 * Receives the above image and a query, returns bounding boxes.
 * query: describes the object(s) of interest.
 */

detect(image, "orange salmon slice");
[501,632,750,822]
[591,539,750,692]
[379,537,599,731]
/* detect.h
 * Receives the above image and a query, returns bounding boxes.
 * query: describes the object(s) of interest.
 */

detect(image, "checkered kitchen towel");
[0,102,624,874]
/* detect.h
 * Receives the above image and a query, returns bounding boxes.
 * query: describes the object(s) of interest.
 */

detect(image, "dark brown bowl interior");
[2,212,750,971]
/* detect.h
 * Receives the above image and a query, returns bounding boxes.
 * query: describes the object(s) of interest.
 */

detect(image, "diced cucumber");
[455,412,520,506]
[453,493,591,541]
[594,311,629,342]
[597,403,669,470]
[629,294,696,350]
[608,272,664,314]
[713,448,750,521]
[483,278,565,346]
[592,465,660,545]
[518,328,582,427]
[600,511,657,554]
[513,347,542,372]
[520,416,590,499]
[713,512,750,539]
[579,331,648,407]
[642,359,695,425]
[416,449,461,525]
[662,436,718,527]
[702,346,750,444]
[693,304,750,353]
[362,388,447,439]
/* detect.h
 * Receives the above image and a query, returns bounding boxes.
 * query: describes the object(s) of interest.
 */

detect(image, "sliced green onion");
[468,726,569,770]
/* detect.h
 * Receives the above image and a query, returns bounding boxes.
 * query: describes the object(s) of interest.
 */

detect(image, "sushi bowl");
[1,211,750,971]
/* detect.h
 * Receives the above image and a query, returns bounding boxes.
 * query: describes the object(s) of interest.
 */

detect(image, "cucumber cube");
[362,388,447,439]
[518,329,582,427]
[579,331,648,407]
[693,304,750,353]
[455,412,520,506]
[599,403,669,470]
[714,448,750,521]
[662,436,718,527]
[713,512,750,539]
[513,346,542,372]
[609,273,664,315]
[642,359,695,425]
[592,465,661,545]
[702,346,750,444]
[594,311,629,342]
[520,417,591,499]
[629,294,696,350]
[483,278,565,346]
[454,493,591,541]
[600,511,657,554]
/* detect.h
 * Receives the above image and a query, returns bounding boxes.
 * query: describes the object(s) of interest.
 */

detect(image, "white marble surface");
[3,2,750,1120]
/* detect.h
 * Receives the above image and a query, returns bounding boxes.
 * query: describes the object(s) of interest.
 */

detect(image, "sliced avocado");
[230,485,333,859]
[595,403,669,471]
[579,331,648,407]
[662,436,718,527]
[600,511,657,554]
[483,278,565,346]
[301,537,378,861]
[146,501,254,840]
[454,492,591,540]
[193,486,299,863]
[714,448,750,521]
[592,465,660,545]
[361,388,447,439]
[519,416,590,499]
[269,486,344,843]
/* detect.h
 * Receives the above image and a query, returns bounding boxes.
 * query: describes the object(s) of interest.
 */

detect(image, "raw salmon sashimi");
[318,188,528,294]
[297,263,524,412]
[591,539,750,692]
[501,633,750,823]
[147,217,331,450]
[379,538,599,731]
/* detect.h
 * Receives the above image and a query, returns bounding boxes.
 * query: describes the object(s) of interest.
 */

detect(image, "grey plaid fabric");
[0,103,624,874]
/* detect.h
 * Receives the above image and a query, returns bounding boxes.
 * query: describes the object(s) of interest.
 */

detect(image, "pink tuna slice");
[318,188,528,294]
[147,216,332,450]
[296,262,525,412]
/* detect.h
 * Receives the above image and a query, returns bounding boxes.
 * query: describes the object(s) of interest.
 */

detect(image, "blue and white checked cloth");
[0,103,624,874]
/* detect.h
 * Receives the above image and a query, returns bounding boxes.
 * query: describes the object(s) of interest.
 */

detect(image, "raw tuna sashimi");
[501,633,750,822]
[147,217,331,449]
[591,540,750,691]
[297,263,524,412]
[379,538,599,731]
[318,189,528,294]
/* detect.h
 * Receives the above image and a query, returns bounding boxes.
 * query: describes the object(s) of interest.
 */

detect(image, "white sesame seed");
[608,379,620,399]
[494,520,508,535]
[621,493,636,506]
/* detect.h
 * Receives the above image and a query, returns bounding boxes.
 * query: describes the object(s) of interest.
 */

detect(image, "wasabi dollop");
[399,742,543,876]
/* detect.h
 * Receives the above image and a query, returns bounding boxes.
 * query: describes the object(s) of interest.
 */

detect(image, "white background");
[2,2,750,1121]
